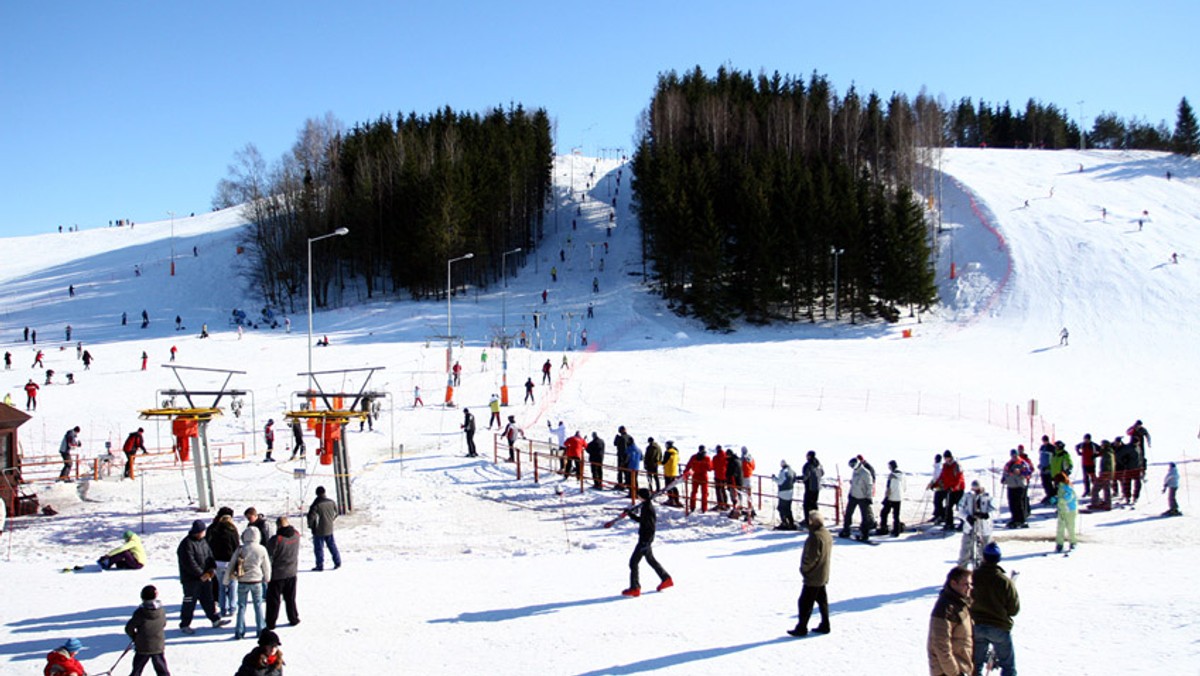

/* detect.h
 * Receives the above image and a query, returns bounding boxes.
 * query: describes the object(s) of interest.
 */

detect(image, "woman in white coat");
[223,527,272,640]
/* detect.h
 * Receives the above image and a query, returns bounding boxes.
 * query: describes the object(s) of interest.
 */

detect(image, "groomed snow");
[2,149,1198,675]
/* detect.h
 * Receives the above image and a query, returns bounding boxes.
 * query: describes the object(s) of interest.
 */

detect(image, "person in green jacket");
[1049,440,1073,479]
[971,543,1019,676]
[99,530,147,570]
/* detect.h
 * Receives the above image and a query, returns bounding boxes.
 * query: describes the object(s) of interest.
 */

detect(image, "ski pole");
[93,641,134,676]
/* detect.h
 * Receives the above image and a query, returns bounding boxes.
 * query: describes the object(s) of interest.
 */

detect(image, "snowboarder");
[927,567,974,676]
[621,488,672,597]
[840,457,876,542]
[878,460,906,536]
[123,427,147,478]
[800,451,823,516]
[788,510,832,637]
[59,426,81,482]
[125,584,171,676]
[43,638,86,676]
[99,529,147,570]
[1162,462,1181,516]
[773,460,797,530]
[289,420,305,460]
[523,378,535,404]
[1052,472,1078,553]
[307,486,342,571]
[263,420,275,462]
[957,480,994,568]
[970,543,1020,676]
[234,629,283,676]
[461,408,477,457]
[265,517,301,630]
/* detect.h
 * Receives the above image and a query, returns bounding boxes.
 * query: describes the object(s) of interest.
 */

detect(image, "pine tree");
[1173,97,1199,156]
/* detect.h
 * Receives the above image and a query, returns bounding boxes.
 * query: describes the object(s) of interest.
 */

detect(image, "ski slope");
[1,149,1198,675]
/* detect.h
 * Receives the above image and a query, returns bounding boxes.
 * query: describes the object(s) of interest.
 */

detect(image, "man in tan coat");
[928,566,973,675]
[788,510,832,637]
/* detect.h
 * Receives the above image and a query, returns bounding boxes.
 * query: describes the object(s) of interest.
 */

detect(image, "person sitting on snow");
[99,529,147,570]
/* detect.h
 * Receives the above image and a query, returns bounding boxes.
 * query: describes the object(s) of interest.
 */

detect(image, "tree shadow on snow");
[572,637,792,676]
[428,595,620,624]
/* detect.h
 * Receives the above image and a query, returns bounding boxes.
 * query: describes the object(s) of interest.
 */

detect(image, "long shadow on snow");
[828,584,941,615]
[428,595,620,625]
[572,637,793,676]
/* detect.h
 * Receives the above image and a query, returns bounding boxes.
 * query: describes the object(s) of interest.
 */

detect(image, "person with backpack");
[123,427,147,479]
[125,585,171,676]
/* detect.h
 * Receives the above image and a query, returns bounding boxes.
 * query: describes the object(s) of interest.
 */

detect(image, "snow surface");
[2,149,1199,675]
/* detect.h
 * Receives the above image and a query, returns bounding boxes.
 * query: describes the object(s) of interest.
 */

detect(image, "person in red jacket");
[1075,433,1099,497]
[24,379,40,411]
[685,446,712,514]
[937,451,966,531]
[43,637,85,676]
[712,445,729,510]
[563,431,586,479]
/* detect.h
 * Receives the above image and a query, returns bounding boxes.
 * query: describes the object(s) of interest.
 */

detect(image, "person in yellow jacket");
[98,530,147,570]
[662,441,682,507]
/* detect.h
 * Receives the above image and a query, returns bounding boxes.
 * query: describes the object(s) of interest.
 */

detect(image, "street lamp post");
[500,247,522,406]
[307,228,350,387]
[831,246,845,321]
[445,252,474,405]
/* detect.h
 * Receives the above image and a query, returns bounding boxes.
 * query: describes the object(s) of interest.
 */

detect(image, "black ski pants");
[265,575,299,628]
[944,490,964,529]
[629,542,669,589]
[1006,486,1026,524]
[180,579,220,628]
[796,584,829,631]
[130,653,171,676]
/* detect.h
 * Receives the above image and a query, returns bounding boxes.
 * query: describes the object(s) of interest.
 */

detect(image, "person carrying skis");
[662,441,682,507]
[800,450,824,516]
[262,420,275,462]
[957,480,994,568]
[43,638,86,676]
[122,427,147,479]
[1162,462,1182,516]
[927,567,974,676]
[502,416,521,462]
[461,409,477,457]
[99,529,147,570]
[1001,450,1032,528]
[774,460,797,530]
[125,584,171,676]
[788,510,832,636]
[840,457,876,542]
[621,488,672,597]
[684,446,712,513]
[878,460,906,536]
[587,432,607,489]
[1052,472,1078,553]
[970,543,1020,676]
[59,426,81,482]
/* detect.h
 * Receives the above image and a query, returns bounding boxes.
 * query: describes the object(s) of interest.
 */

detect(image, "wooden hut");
[0,402,32,517]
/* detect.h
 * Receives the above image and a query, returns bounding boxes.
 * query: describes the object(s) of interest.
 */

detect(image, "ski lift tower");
[139,365,248,512]
[286,367,383,515]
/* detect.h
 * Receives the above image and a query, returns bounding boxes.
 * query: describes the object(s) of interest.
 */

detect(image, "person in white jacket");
[957,480,995,568]
[839,457,877,542]
[223,527,272,640]
[774,460,798,530]
[877,460,906,536]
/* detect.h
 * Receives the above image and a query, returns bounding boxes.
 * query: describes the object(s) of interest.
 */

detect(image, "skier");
[141,351,148,370]
[263,420,276,462]
[1059,327,1068,345]
[541,289,548,304]
[125,585,171,676]
[970,543,1020,676]
[141,310,149,329]
[1162,462,1181,516]
[621,488,672,597]
[452,361,462,386]
[32,349,44,368]
[502,416,521,462]
[68,284,74,298]
[175,316,182,331]
[523,378,535,404]
[1052,472,1078,553]
[43,638,86,676]
[59,426,81,482]
[563,431,586,479]
[31,328,37,344]
[288,420,305,460]
[24,379,39,411]
[65,324,71,342]
[480,349,488,371]
[957,480,994,568]
[413,385,423,407]
[81,350,93,370]
[1001,449,1031,528]
[788,510,832,637]
[541,359,552,385]
[98,529,147,570]
[358,396,373,432]
[840,457,876,542]
[684,446,712,513]
[169,345,177,362]
[927,567,974,676]
[800,450,824,516]
[878,460,906,536]
[487,394,501,429]
[461,408,477,457]
[234,629,284,676]
[123,427,147,479]
[774,459,798,530]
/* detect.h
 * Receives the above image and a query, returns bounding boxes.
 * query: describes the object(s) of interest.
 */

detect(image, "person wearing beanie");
[44,638,85,676]
[877,460,906,536]
[788,510,832,637]
[622,487,671,597]
[800,451,824,517]
[177,519,229,634]
[839,456,876,542]
[125,585,171,675]
[970,543,1020,676]
[235,629,284,676]
[306,486,341,571]
[98,529,147,570]
[773,459,798,530]
[684,445,712,514]
[1052,472,1078,553]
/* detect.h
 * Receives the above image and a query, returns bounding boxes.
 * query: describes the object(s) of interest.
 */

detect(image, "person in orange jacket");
[684,446,712,514]
[712,445,730,510]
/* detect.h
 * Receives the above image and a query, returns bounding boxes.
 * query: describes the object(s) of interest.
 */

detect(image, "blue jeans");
[972,623,1016,676]
[313,534,341,570]
[235,580,265,638]
[216,562,237,615]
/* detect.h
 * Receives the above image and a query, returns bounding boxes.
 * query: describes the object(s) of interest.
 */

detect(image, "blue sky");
[1,1,1194,236]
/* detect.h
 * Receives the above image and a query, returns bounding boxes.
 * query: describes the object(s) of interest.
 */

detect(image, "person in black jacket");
[622,488,672,597]
[235,629,284,676]
[586,433,606,489]
[126,584,171,676]
[800,451,824,516]
[613,426,632,491]
[461,408,477,457]
[265,517,301,629]
[245,507,272,545]
[176,520,228,634]
[307,486,342,571]
[207,509,241,616]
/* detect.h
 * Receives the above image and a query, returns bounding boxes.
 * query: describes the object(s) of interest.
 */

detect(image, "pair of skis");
[603,475,687,528]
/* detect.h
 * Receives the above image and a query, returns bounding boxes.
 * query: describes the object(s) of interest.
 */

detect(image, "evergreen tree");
[1173,97,1199,156]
